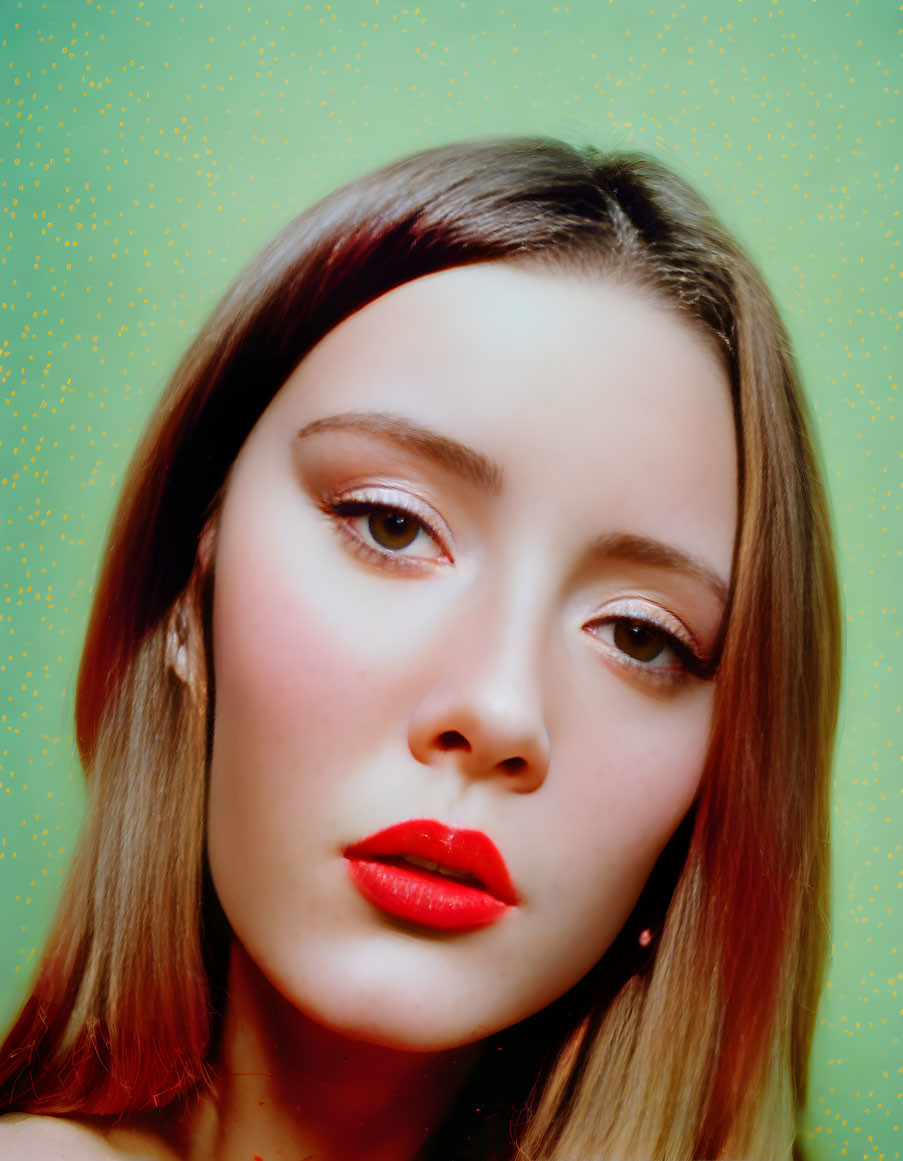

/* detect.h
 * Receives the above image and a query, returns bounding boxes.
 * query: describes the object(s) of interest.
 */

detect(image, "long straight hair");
[0,138,841,1158]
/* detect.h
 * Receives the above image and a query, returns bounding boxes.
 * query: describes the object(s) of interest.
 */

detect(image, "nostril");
[437,730,471,753]
[500,756,527,774]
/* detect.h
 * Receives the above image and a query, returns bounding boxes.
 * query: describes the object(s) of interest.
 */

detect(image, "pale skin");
[1,263,737,1160]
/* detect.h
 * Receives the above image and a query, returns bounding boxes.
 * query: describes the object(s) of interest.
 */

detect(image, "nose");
[407,593,551,793]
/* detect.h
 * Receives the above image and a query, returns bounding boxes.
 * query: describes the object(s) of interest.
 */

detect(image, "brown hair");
[0,138,841,1158]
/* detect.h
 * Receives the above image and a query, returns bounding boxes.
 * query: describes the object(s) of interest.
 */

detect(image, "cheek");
[204,509,443,884]
[540,684,710,942]
[214,590,356,772]
[204,530,403,953]
[209,519,396,790]
[591,707,706,819]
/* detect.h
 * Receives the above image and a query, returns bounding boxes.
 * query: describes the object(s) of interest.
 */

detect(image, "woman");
[0,138,840,1160]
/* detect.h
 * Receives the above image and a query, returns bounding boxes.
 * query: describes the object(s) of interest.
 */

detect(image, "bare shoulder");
[0,1113,175,1160]
[0,1114,116,1159]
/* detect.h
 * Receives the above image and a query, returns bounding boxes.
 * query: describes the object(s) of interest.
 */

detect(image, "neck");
[177,941,479,1161]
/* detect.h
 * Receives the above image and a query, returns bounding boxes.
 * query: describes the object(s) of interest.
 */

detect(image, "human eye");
[323,486,453,570]
[584,598,714,686]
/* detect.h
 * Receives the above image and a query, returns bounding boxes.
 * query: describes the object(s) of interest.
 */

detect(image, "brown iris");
[613,621,668,663]
[368,509,420,551]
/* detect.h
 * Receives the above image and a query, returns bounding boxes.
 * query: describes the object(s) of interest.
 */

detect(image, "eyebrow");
[586,530,730,606]
[295,412,729,604]
[294,411,505,496]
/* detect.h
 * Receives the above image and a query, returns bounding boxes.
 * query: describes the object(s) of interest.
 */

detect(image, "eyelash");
[321,494,714,686]
[322,488,453,570]
[584,608,714,686]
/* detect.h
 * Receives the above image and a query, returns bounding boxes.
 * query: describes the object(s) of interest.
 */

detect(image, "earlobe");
[166,612,192,683]
[165,592,205,690]
[196,510,219,578]
[165,514,218,689]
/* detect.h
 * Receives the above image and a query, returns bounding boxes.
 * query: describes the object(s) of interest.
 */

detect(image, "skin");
[0,262,737,1161]
[201,264,737,1159]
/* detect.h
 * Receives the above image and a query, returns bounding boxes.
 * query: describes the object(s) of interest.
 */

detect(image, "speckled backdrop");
[1,0,900,1155]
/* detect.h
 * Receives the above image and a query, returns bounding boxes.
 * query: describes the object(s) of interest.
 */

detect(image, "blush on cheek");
[565,685,710,812]
[544,697,711,910]
[214,515,353,706]
[214,599,364,779]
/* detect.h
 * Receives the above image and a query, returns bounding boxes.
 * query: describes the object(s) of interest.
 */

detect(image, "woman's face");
[207,263,737,1051]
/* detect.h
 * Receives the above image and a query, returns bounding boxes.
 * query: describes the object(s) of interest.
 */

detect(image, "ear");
[165,513,218,688]
[196,510,218,578]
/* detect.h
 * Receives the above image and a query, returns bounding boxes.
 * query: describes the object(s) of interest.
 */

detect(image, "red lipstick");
[344,819,518,931]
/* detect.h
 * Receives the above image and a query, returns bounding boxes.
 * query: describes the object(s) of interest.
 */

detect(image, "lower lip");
[345,858,510,931]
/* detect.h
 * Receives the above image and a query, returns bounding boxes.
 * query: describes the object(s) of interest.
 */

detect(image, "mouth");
[343,819,518,931]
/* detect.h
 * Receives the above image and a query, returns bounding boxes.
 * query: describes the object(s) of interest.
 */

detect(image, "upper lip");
[344,818,518,904]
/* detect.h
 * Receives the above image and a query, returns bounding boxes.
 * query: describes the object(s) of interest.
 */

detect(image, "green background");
[1,0,900,1155]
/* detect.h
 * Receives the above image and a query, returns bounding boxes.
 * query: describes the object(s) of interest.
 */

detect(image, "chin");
[295,978,509,1053]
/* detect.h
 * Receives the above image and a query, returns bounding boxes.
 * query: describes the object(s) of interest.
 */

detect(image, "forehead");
[247,263,737,575]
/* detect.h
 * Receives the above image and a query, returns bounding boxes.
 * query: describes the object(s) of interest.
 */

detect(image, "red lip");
[344,819,518,931]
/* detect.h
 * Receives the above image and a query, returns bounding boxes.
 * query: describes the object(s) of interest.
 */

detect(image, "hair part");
[0,138,841,1159]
